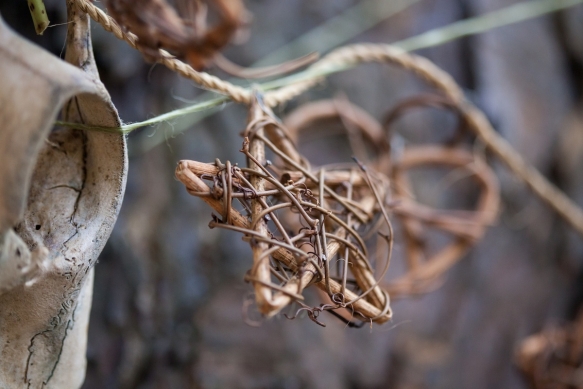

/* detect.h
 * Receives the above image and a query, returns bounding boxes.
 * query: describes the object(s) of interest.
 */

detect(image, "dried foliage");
[176,92,499,326]
[106,0,247,69]
[517,311,583,388]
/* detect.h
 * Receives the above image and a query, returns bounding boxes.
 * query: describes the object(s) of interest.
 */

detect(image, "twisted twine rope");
[263,43,464,107]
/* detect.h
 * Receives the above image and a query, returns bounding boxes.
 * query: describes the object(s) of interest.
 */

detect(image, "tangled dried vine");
[64,0,583,326]
[176,97,395,324]
[175,89,499,325]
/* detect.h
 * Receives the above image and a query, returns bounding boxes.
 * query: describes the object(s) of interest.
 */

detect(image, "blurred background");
[2,0,583,387]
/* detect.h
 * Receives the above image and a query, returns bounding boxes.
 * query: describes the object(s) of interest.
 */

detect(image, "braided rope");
[263,44,464,107]
[72,0,252,103]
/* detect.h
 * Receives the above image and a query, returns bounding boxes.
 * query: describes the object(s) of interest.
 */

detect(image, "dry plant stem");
[174,162,391,323]
[28,0,49,35]
[319,169,332,296]
[214,52,320,79]
[342,171,356,298]
[244,101,289,315]
[249,103,388,307]
[240,104,387,316]
[179,158,389,312]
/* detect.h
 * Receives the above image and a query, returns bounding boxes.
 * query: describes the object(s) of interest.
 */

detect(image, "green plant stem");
[396,0,583,51]
[56,0,583,143]
[27,0,50,35]
[55,95,229,135]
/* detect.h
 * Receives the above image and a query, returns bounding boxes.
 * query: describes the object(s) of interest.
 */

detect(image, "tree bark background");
[2,0,583,388]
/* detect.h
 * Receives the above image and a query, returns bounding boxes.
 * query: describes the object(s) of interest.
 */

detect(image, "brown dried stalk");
[213,52,320,79]
[175,160,393,323]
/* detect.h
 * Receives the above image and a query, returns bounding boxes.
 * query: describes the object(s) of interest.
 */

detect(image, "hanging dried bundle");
[106,0,247,69]
[175,93,499,327]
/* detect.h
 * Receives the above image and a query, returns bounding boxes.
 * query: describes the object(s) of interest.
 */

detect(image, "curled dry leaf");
[0,3,126,388]
[106,0,247,69]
